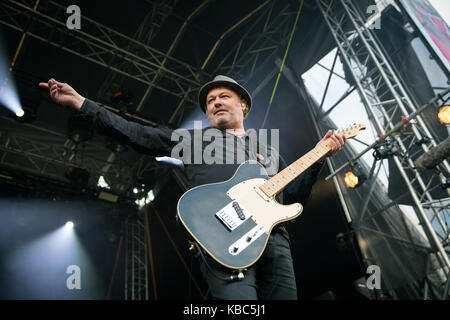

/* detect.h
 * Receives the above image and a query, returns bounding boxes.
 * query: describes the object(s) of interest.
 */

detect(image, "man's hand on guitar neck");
[317,129,346,159]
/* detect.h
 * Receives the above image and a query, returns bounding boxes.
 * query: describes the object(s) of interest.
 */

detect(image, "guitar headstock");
[335,123,366,139]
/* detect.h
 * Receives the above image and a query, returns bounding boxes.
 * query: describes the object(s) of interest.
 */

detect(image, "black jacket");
[79,99,324,235]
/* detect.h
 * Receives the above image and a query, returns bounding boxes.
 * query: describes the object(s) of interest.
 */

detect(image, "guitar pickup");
[215,201,251,231]
[232,201,246,220]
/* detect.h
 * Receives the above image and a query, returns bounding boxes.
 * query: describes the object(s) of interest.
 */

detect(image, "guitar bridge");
[215,201,251,231]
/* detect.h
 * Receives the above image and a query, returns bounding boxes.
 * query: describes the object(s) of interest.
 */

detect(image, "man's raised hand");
[39,79,85,111]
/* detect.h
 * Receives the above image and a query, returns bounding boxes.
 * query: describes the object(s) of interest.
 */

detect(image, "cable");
[192,242,245,282]
[261,0,305,128]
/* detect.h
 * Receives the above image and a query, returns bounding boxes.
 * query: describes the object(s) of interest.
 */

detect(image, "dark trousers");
[197,229,297,300]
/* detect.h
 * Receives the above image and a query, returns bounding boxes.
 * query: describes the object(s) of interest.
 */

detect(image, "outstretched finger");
[39,82,49,88]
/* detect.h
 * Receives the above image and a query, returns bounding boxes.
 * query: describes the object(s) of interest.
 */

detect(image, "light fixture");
[15,109,24,117]
[13,105,38,123]
[65,221,74,229]
[344,163,366,189]
[135,189,155,209]
[97,175,110,189]
[344,171,359,188]
[438,105,450,124]
[414,136,450,172]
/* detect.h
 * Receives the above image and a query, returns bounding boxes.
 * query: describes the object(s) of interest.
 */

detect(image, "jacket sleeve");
[276,156,325,205]
[79,99,176,157]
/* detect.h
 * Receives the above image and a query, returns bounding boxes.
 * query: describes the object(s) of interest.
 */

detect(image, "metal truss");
[0,0,309,300]
[124,212,149,300]
[96,0,180,112]
[87,0,180,192]
[314,0,449,298]
[214,1,297,96]
[0,0,298,189]
[168,0,298,125]
[0,0,206,104]
[0,117,163,196]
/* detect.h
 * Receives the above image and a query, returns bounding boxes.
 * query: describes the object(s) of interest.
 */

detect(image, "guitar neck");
[259,139,333,198]
[258,123,366,198]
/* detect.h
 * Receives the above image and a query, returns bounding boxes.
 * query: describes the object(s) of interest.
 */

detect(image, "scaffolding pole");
[124,212,149,300]
[315,0,449,298]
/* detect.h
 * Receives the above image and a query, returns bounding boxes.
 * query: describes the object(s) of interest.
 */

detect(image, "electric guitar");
[177,124,366,269]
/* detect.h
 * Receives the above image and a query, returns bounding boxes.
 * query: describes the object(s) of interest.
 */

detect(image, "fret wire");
[284,168,295,180]
[267,146,327,195]
[261,135,348,196]
[285,167,296,180]
[268,176,282,190]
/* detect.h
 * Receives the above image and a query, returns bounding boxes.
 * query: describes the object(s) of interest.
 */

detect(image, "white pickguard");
[226,178,303,233]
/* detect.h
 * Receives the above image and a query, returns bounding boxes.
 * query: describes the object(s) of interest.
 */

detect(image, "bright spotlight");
[135,190,155,209]
[0,74,22,116]
[97,175,110,189]
[438,105,450,124]
[344,171,359,188]
[15,109,24,117]
[65,221,74,229]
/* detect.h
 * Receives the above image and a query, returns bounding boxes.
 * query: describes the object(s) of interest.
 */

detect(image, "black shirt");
[79,98,324,210]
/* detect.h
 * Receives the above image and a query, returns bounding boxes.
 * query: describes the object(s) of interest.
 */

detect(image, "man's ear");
[240,99,246,110]
[240,99,249,118]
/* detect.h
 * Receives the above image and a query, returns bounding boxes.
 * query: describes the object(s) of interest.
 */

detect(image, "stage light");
[0,79,22,116]
[344,171,359,188]
[65,221,74,229]
[4,212,100,299]
[15,109,24,117]
[344,162,367,189]
[97,175,110,189]
[414,136,450,172]
[437,105,450,124]
[135,189,155,209]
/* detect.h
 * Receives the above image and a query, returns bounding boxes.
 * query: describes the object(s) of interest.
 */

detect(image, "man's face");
[205,86,246,129]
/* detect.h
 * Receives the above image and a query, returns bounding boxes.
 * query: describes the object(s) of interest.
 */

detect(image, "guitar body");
[177,161,303,269]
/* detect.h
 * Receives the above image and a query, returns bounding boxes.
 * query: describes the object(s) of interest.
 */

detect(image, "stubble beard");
[211,113,231,129]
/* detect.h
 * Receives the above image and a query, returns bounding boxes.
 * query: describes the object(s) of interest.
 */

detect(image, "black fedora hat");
[198,75,252,115]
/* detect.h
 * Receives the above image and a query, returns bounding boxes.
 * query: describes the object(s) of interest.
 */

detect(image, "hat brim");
[198,80,252,114]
